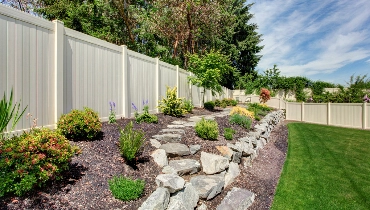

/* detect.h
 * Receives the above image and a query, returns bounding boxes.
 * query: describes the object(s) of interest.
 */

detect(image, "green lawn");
[272,123,370,210]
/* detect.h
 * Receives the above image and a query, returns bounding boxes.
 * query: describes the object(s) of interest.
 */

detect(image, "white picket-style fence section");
[238,95,369,130]
[0,4,232,133]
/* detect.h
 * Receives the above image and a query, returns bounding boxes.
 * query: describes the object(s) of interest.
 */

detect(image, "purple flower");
[109,101,116,111]
[143,99,149,106]
[132,103,138,111]
[363,94,369,103]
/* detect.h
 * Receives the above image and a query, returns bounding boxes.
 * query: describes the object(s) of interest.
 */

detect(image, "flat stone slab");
[150,139,162,148]
[183,122,196,127]
[151,149,168,167]
[153,133,182,143]
[201,152,229,175]
[190,173,225,200]
[160,143,190,157]
[138,187,170,210]
[167,124,186,128]
[162,159,200,176]
[216,187,255,210]
[171,120,187,125]
[160,129,185,135]
[156,174,185,193]
[187,117,203,122]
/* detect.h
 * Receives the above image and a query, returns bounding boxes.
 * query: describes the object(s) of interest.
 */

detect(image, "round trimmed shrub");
[57,107,102,140]
[0,128,80,197]
[195,118,219,140]
[204,101,215,110]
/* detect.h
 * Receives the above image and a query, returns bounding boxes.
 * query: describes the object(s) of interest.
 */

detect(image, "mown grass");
[272,123,370,210]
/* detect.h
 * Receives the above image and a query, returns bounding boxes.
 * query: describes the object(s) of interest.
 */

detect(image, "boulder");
[152,133,182,143]
[138,187,170,210]
[160,143,190,157]
[190,173,225,200]
[151,149,168,167]
[150,139,162,148]
[190,144,201,155]
[224,162,240,188]
[162,159,201,176]
[232,152,242,164]
[156,174,185,193]
[216,146,233,160]
[197,203,208,210]
[200,152,229,175]
[216,187,255,210]
[166,183,199,210]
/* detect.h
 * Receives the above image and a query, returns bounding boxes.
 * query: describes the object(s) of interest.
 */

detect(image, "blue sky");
[250,0,370,85]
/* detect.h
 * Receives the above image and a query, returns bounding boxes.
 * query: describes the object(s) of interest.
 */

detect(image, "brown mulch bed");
[0,107,288,210]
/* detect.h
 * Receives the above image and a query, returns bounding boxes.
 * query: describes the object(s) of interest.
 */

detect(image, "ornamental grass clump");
[108,176,145,201]
[0,128,80,197]
[195,118,219,140]
[119,121,145,162]
[229,113,252,129]
[230,106,255,120]
[57,107,102,140]
[158,86,187,117]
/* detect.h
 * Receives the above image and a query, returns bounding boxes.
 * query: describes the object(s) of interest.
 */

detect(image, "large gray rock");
[160,143,190,157]
[150,139,162,149]
[235,141,255,157]
[232,152,242,164]
[190,144,201,155]
[216,187,255,210]
[190,173,225,200]
[162,159,201,176]
[167,183,199,210]
[153,133,182,143]
[197,203,208,210]
[161,128,185,135]
[224,162,240,188]
[201,152,229,175]
[138,187,170,210]
[156,174,185,193]
[151,149,168,167]
[216,146,233,160]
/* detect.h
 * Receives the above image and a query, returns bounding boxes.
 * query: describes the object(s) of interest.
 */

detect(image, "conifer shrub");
[195,118,219,140]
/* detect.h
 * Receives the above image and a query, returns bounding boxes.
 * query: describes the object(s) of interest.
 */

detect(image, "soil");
[0,107,288,210]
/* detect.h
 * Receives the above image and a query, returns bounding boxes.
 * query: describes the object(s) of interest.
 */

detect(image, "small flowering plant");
[109,101,116,124]
[363,94,369,103]
[132,100,158,124]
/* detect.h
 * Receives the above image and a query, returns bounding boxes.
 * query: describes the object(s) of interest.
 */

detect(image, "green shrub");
[0,128,80,197]
[224,128,235,140]
[247,103,272,119]
[214,99,221,107]
[220,101,227,108]
[135,105,158,124]
[230,99,238,106]
[119,122,145,161]
[195,118,219,140]
[108,176,145,201]
[57,107,101,140]
[183,99,194,113]
[204,101,215,110]
[222,98,234,106]
[158,86,187,117]
[229,114,252,129]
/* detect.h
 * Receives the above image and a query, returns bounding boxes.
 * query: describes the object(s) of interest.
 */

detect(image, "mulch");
[0,107,288,210]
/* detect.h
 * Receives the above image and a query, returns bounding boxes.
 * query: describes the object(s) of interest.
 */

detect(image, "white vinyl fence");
[0,4,232,133]
[236,95,369,130]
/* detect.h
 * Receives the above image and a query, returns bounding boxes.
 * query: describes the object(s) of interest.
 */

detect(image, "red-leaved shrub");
[259,88,271,103]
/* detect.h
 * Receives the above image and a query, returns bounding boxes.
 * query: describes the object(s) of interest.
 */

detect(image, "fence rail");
[237,95,369,130]
[0,4,232,134]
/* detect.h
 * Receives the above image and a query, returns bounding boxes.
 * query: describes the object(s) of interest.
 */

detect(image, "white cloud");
[250,0,370,78]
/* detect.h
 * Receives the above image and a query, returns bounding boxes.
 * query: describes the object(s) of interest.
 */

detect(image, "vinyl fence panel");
[158,61,177,99]
[367,103,370,129]
[330,103,363,129]
[286,102,302,121]
[178,69,190,99]
[304,103,328,125]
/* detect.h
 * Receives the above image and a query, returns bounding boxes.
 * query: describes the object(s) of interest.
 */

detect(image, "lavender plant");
[132,100,158,124]
[109,101,116,124]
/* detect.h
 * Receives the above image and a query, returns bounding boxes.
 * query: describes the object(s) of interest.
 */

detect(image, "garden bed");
[0,107,288,210]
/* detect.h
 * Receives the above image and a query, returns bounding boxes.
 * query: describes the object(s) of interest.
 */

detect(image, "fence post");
[156,58,160,113]
[327,102,331,125]
[121,45,130,118]
[176,65,179,97]
[363,102,366,129]
[301,102,305,122]
[53,20,64,125]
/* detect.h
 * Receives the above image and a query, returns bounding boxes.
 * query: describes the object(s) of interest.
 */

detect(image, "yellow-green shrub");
[158,86,187,117]
[230,106,255,120]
